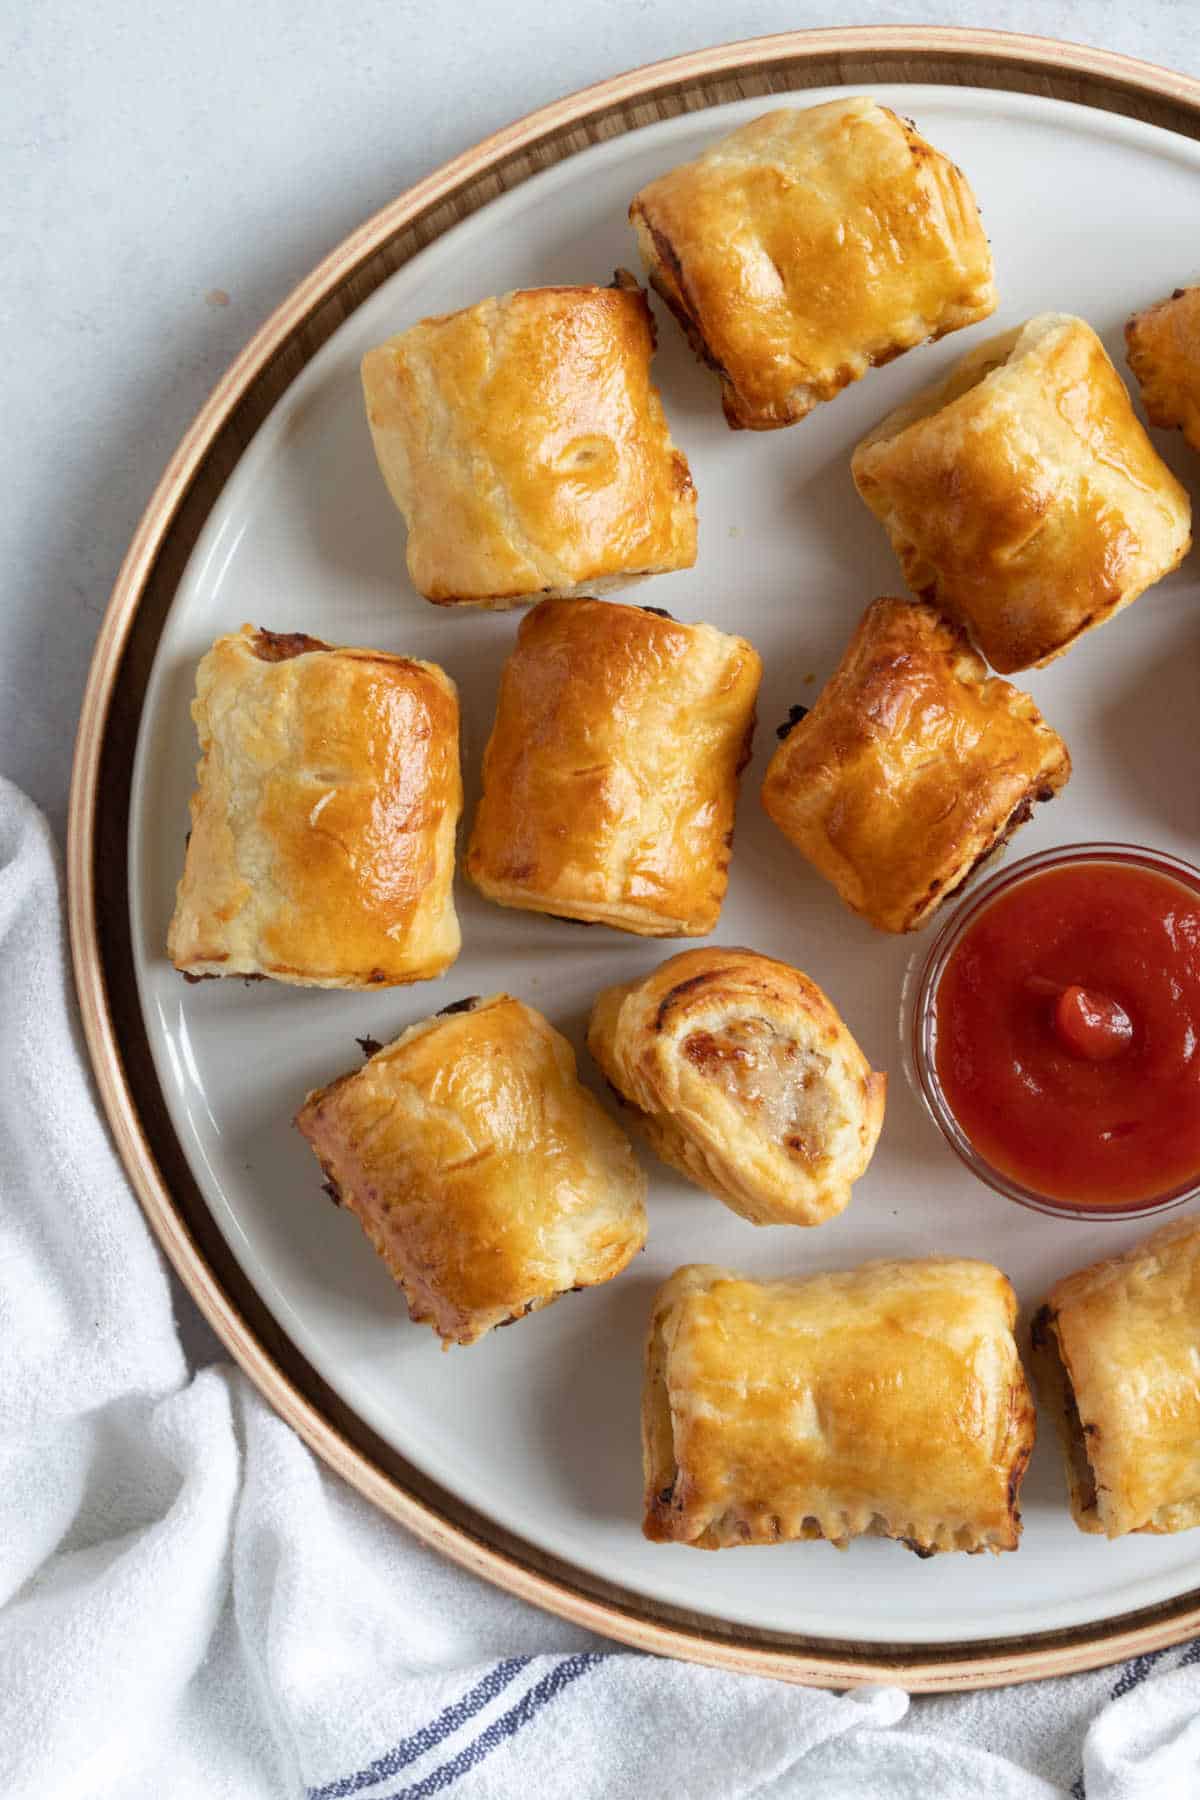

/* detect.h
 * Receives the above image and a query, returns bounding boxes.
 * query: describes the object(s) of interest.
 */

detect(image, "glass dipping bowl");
[905,842,1200,1221]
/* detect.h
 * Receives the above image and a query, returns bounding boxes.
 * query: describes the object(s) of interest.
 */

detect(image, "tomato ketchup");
[931,856,1200,1210]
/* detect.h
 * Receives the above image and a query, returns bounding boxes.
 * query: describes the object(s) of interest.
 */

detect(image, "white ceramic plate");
[130,85,1200,1646]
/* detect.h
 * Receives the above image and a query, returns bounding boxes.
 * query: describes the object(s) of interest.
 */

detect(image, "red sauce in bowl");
[930,856,1200,1211]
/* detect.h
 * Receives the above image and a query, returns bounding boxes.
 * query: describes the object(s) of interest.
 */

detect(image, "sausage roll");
[360,278,697,606]
[644,1260,1035,1554]
[629,98,996,430]
[588,947,885,1226]
[760,598,1071,934]
[1032,1218,1200,1538]
[295,995,647,1347]
[465,598,761,936]
[168,626,461,986]
[852,313,1192,672]
[1126,284,1200,451]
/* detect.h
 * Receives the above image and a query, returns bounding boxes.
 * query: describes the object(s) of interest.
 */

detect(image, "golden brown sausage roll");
[760,598,1070,934]
[295,995,647,1347]
[465,598,761,936]
[360,279,697,606]
[1126,284,1200,451]
[589,947,885,1226]
[168,626,461,986]
[644,1260,1035,1554]
[629,98,996,430]
[1032,1219,1200,1538]
[852,313,1192,672]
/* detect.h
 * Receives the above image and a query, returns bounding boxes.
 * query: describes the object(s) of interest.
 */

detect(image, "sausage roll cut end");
[589,946,885,1226]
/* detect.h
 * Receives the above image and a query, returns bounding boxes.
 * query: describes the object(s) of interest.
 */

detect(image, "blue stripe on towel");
[1110,1650,1168,1700]
[385,1652,605,1800]
[308,1658,532,1799]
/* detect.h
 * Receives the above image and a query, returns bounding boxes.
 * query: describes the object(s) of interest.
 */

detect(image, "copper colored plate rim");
[66,27,1200,1690]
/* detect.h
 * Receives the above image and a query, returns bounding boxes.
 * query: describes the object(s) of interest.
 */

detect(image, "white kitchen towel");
[2,771,1198,1800]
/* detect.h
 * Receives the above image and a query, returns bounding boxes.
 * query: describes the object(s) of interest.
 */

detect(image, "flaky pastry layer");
[760,597,1070,933]
[643,1260,1034,1554]
[629,98,996,429]
[296,995,647,1347]
[1032,1217,1200,1538]
[168,625,461,986]
[361,279,696,605]
[1126,284,1200,452]
[852,313,1192,672]
[466,597,760,936]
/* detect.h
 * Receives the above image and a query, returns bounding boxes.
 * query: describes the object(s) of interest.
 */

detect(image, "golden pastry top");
[167,625,461,986]
[1126,284,1200,451]
[466,598,761,935]
[296,995,648,1346]
[1036,1217,1200,1537]
[852,313,1192,671]
[761,597,1070,933]
[361,280,697,603]
[644,1260,1034,1553]
[630,98,996,428]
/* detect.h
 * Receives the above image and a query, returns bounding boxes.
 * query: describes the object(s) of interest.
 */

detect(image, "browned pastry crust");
[629,98,996,430]
[1126,284,1200,450]
[852,313,1192,672]
[295,995,648,1348]
[643,1260,1035,1554]
[1031,1217,1200,1538]
[760,597,1071,934]
[465,597,761,936]
[588,947,885,1226]
[360,278,696,605]
[167,625,461,986]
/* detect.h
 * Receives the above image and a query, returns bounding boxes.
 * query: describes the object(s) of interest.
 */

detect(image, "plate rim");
[67,26,1200,1690]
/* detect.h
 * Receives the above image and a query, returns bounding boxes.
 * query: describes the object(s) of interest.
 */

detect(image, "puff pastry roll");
[1126,285,1200,451]
[629,98,996,430]
[1032,1218,1200,1539]
[589,947,885,1226]
[295,995,647,1347]
[465,598,761,936]
[852,313,1192,672]
[168,626,461,986]
[760,598,1070,934]
[644,1260,1035,1554]
[361,279,697,606]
